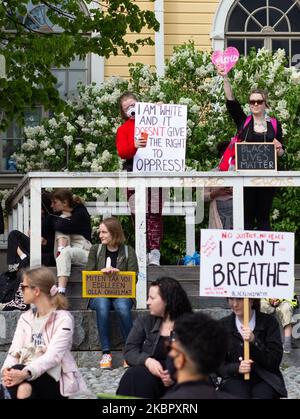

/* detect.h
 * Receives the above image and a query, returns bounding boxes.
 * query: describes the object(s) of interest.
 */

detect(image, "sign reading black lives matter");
[82,271,136,298]
[235,142,277,171]
[200,229,294,299]
[133,102,187,172]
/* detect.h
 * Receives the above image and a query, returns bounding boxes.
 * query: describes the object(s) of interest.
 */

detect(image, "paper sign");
[200,229,295,299]
[133,102,187,172]
[211,47,240,74]
[82,271,136,298]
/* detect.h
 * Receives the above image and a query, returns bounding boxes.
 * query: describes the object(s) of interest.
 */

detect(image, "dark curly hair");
[149,277,192,321]
[174,312,228,375]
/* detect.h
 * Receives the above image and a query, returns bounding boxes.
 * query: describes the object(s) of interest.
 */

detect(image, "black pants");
[7,230,55,267]
[7,230,30,266]
[117,365,167,399]
[244,187,275,231]
[221,376,280,399]
[6,364,67,399]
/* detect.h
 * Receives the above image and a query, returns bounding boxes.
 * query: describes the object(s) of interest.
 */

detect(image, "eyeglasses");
[21,284,34,291]
[249,99,264,106]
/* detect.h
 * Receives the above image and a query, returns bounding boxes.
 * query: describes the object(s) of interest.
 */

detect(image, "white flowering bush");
[13,42,300,256]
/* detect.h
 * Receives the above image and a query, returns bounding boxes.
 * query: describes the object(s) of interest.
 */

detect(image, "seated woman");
[116,277,192,399]
[85,217,138,369]
[1,192,55,312]
[7,191,55,272]
[50,189,92,295]
[219,297,287,399]
[1,266,87,399]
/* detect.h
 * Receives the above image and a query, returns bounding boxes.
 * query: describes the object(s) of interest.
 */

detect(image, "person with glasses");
[162,313,232,399]
[1,266,87,399]
[217,65,284,231]
[116,277,192,399]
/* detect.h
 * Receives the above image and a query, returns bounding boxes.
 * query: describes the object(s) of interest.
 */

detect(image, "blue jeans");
[89,298,133,352]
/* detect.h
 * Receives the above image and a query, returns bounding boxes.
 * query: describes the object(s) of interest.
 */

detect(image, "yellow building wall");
[104,0,220,79]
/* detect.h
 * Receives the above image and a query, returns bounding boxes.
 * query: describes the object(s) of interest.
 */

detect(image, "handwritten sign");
[211,47,240,74]
[235,142,277,171]
[82,271,136,298]
[200,229,294,299]
[133,102,187,172]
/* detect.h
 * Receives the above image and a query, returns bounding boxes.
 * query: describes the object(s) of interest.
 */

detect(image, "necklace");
[254,119,267,133]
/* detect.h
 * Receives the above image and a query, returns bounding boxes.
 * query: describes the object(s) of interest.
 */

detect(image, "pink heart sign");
[211,47,240,74]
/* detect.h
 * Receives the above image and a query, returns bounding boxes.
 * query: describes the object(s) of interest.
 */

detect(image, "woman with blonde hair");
[1,266,87,399]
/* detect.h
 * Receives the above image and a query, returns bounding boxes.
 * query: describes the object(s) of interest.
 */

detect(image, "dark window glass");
[287,5,300,32]
[247,15,264,32]
[246,39,264,54]
[240,0,266,13]
[251,9,267,28]
[226,38,245,55]
[269,8,286,29]
[291,40,300,68]
[270,0,294,13]
[227,6,248,31]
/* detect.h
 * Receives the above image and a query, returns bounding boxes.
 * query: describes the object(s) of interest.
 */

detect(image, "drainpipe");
[155,0,165,77]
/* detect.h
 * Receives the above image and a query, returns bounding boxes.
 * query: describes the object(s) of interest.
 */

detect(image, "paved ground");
[74,349,300,399]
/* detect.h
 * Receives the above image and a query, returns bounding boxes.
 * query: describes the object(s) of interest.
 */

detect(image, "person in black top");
[162,312,232,399]
[50,189,92,295]
[217,65,284,231]
[117,277,192,399]
[219,298,287,399]
[6,191,55,272]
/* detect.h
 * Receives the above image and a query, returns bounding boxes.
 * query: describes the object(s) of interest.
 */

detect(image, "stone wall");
[0,308,230,368]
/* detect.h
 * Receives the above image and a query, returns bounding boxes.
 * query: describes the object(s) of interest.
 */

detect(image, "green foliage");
[0,0,159,130]
[14,42,300,261]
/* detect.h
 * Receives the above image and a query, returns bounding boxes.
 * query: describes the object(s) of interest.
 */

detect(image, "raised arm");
[217,65,235,100]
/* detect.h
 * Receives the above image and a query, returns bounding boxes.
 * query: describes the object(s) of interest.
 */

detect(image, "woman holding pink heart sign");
[217,64,284,231]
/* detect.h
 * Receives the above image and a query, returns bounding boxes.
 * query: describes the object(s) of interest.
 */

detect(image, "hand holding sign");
[211,47,240,75]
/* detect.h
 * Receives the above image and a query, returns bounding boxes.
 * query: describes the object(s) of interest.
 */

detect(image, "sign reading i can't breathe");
[235,142,277,171]
[82,271,136,298]
[200,229,294,299]
[133,102,187,172]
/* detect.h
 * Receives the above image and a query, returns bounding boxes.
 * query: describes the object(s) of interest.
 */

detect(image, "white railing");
[6,171,300,308]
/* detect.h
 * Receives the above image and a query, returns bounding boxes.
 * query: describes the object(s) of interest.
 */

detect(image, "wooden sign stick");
[243,297,250,380]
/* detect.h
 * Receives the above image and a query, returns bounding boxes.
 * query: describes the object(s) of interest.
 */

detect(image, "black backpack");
[0,270,20,303]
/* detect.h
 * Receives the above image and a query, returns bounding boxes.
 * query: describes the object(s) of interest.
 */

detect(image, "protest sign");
[211,47,239,74]
[200,229,294,299]
[133,102,187,172]
[82,271,136,298]
[235,142,277,171]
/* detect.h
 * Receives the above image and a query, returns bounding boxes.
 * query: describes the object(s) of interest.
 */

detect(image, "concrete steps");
[51,265,300,311]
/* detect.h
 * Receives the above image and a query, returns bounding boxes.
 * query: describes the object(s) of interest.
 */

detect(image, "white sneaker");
[148,249,160,266]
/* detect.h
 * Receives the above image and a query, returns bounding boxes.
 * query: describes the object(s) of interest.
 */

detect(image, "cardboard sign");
[200,229,295,299]
[82,271,136,298]
[211,47,240,74]
[235,142,277,171]
[133,102,187,172]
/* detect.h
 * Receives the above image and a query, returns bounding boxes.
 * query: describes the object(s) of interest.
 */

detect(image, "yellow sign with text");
[82,271,136,298]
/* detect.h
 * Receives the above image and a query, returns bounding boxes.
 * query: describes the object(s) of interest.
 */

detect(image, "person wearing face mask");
[116,277,192,398]
[116,92,164,266]
[162,312,232,399]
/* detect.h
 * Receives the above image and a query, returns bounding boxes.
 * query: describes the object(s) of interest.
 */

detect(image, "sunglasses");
[21,284,34,291]
[249,99,264,106]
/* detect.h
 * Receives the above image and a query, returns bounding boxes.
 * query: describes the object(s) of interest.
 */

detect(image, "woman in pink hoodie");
[1,266,87,399]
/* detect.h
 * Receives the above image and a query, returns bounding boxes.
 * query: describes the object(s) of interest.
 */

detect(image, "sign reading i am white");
[133,102,187,172]
[200,229,295,299]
